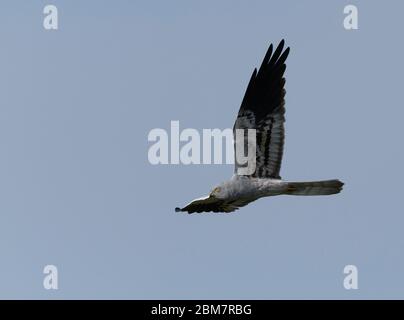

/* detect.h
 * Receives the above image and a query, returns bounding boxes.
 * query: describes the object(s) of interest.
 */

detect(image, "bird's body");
[216,175,286,200]
[175,40,344,214]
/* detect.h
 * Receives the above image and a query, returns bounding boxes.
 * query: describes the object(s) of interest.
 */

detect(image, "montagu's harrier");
[175,40,343,213]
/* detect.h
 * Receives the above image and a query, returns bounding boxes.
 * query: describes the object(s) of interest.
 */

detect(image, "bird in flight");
[175,40,343,213]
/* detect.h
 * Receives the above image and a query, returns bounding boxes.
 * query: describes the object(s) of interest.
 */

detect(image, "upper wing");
[233,40,289,179]
[175,195,258,214]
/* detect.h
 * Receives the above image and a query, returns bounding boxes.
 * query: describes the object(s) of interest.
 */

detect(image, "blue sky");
[0,0,403,299]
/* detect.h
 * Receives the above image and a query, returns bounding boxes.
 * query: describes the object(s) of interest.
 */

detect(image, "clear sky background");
[0,0,403,299]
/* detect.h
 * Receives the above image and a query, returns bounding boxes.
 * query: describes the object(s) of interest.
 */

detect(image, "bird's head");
[210,186,223,198]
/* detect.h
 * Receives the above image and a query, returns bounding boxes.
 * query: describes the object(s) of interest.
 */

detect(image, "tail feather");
[285,179,344,196]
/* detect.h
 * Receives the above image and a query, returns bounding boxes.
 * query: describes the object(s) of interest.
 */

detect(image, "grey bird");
[175,40,343,213]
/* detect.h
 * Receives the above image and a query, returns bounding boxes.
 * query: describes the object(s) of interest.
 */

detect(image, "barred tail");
[285,179,344,196]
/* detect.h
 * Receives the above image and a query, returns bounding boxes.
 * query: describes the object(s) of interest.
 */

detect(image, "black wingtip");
[175,207,182,212]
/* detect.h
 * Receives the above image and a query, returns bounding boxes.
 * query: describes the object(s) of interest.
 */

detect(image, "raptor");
[175,40,343,213]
